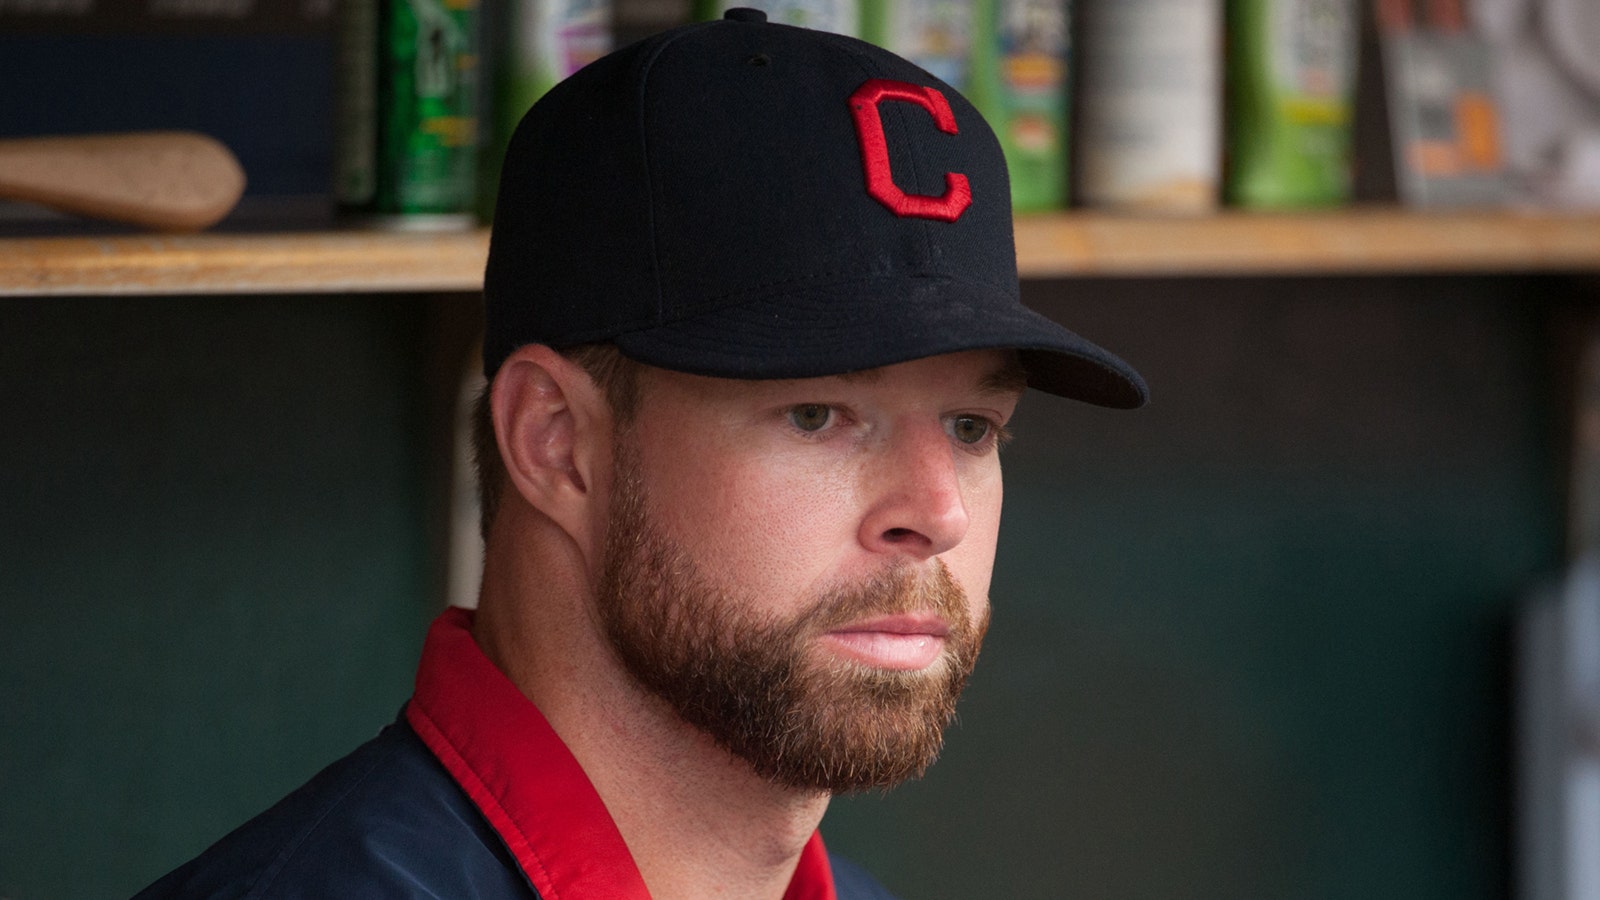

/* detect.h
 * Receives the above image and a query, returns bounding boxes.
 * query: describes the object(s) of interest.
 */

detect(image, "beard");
[595,435,989,794]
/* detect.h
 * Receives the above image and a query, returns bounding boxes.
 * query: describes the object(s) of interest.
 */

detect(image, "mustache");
[793,560,971,637]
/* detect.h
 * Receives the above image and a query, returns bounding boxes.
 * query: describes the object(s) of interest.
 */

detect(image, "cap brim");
[610,275,1148,409]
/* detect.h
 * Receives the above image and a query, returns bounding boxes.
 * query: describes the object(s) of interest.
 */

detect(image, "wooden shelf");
[1014,209,1600,277]
[0,229,491,297]
[3,210,1599,296]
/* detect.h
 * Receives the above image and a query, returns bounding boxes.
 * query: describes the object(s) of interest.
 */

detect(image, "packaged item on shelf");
[337,0,483,229]
[1371,0,1507,207]
[1074,0,1222,212]
[694,0,862,36]
[967,0,1071,211]
[482,0,613,217]
[1446,0,1597,208]
[1226,0,1359,207]
[872,0,974,89]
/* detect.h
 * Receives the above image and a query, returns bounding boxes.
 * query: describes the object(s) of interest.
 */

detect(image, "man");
[137,9,1145,899]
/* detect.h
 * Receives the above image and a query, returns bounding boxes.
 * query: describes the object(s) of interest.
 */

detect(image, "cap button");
[723,7,768,22]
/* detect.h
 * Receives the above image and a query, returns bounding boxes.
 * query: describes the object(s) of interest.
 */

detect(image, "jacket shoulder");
[133,717,535,899]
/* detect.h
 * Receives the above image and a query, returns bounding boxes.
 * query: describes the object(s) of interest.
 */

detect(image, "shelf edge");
[4,212,1599,297]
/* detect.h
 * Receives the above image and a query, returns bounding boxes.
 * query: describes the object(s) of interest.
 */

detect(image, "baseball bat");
[0,131,246,232]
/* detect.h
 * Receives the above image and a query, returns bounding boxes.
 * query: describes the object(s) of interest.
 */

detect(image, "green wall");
[0,277,1571,898]
[0,296,438,898]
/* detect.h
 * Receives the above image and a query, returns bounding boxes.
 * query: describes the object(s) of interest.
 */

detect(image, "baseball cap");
[483,8,1147,409]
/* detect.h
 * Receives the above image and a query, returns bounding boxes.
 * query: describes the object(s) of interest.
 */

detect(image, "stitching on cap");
[675,264,1011,310]
[835,35,942,261]
[558,269,1013,345]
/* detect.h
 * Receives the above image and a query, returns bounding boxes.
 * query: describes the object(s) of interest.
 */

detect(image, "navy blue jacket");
[137,718,899,899]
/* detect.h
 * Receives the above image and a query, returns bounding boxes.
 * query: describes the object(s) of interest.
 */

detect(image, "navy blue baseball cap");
[483,8,1147,409]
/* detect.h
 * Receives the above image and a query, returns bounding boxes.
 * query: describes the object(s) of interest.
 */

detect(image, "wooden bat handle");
[0,131,246,232]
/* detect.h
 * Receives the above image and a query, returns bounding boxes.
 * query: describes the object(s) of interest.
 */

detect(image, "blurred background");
[2,0,1599,897]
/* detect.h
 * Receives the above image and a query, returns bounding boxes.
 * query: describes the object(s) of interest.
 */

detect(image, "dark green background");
[0,275,1572,898]
[826,275,1567,899]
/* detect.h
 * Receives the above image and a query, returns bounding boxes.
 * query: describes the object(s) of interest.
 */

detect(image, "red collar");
[406,607,838,900]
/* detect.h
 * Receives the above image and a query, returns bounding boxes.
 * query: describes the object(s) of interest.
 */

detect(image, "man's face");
[595,350,1024,793]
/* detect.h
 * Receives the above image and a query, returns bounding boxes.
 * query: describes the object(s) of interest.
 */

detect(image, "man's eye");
[788,404,833,433]
[949,415,992,445]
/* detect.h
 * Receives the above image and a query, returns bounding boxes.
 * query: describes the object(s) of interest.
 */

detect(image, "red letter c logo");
[849,79,973,223]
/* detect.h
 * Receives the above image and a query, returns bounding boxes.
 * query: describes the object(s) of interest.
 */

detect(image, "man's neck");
[475,535,829,900]
[572,685,830,900]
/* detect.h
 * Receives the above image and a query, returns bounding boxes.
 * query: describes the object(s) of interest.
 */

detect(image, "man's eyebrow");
[811,357,1028,391]
[834,367,883,384]
[980,358,1030,395]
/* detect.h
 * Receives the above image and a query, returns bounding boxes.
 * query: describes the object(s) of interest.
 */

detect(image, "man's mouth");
[820,614,951,670]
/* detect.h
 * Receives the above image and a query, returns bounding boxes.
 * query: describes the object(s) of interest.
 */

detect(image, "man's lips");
[820,614,950,670]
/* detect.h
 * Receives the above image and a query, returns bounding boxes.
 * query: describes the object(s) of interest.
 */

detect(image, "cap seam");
[635,22,717,333]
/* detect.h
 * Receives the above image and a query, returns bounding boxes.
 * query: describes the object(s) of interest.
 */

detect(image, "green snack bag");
[1226,0,1358,207]
[968,0,1070,212]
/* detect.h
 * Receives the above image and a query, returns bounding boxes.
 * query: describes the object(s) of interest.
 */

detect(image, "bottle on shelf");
[1225,0,1360,208]
[1073,0,1223,213]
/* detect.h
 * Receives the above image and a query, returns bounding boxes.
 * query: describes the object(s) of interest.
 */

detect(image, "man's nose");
[857,420,971,560]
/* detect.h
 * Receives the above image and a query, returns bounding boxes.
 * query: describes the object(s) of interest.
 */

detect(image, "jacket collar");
[406,607,838,900]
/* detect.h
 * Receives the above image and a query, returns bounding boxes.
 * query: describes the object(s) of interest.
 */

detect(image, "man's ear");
[490,344,612,549]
